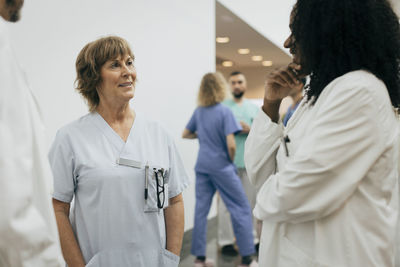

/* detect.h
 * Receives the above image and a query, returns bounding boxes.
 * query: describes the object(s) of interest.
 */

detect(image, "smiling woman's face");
[97,54,137,104]
[283,8,310,77]
[284,32,300,65]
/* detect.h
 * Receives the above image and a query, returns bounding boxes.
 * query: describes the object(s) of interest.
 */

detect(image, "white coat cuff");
[253,108,284,136]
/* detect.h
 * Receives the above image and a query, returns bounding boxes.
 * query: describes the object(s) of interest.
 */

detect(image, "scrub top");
[49,112,189,267]
[186,103,242,173]
[282,102,300,126]
[222,99,259,168]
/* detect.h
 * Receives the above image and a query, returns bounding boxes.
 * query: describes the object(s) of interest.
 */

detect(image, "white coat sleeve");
[0,20,63,265]
[244,109,283,189]
[252,80,388,224]
[0,95,64,266]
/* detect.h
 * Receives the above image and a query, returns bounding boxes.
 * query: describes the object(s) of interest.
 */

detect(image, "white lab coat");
[245,70,399,267]
[0,17,64,266]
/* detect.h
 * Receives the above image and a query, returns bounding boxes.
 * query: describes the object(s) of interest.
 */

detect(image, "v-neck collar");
[90,111,138,153]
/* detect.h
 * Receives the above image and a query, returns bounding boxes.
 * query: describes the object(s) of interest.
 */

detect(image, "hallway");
[179,218,256,267]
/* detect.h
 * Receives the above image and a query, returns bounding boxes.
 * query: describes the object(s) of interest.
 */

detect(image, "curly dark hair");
[291,0,400,107]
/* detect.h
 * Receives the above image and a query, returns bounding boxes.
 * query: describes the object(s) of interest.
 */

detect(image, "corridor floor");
[179,218,256,267]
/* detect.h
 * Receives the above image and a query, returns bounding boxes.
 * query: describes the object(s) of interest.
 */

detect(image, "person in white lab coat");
[0,0,64,266]
[50,36,189,267]
[244,0,400,266]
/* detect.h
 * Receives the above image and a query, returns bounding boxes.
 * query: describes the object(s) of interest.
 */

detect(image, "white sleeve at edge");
[244,109,283,189]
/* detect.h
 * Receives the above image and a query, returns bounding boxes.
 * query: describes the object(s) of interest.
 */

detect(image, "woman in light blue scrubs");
[182,72,257,267]
[49,36,189,267]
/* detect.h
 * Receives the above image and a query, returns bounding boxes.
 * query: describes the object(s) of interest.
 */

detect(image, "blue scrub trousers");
[191,167,255,256]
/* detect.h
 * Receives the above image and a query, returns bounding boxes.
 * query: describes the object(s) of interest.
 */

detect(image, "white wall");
[8,0,215,231]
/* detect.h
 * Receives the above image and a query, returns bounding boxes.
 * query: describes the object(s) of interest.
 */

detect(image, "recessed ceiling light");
[216,37,230,43]
[221,15,234,23]
[251,55,263,61]
[238,48,250,55]
[262,60,273,67]
[222,61,233,67]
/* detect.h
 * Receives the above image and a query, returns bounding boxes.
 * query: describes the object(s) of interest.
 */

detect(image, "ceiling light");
[262,60,273,67]
[221,15,234,23]
[251,55,263,61]
[216,37,230,43]
[222,61,233,67]
[238,48,250,55]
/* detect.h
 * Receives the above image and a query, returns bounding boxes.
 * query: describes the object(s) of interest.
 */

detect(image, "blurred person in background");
[183,72,257,267]
[282,77,305,126]
[217,71,260,256]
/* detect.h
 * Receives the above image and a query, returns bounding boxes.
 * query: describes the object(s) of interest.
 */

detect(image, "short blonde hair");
[75,36,134,111]
[197,72,227,107]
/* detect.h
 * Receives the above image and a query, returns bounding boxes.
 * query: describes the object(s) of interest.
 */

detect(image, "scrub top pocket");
[85,248,145,267]
[144,165,170,212]
[161,248,180,267]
